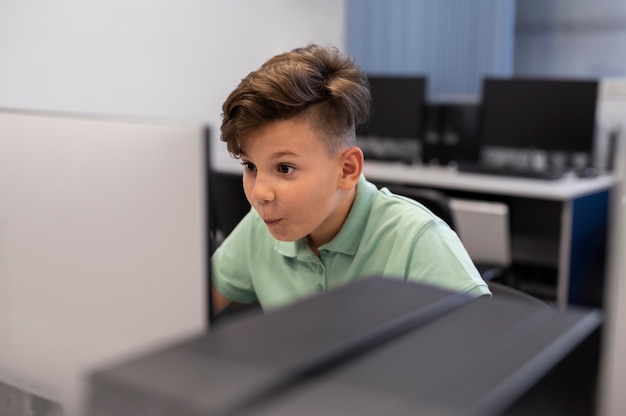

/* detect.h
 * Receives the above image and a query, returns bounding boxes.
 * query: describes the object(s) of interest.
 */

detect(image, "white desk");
[363,160,615,201]
[213,152,615,309]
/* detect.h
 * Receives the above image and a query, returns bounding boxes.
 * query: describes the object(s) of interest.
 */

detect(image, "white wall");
[0,2,345,415]
[0,0,346,128]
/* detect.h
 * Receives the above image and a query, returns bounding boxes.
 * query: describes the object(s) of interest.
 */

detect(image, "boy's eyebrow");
[269,150,302,159]
[239,150,303,160]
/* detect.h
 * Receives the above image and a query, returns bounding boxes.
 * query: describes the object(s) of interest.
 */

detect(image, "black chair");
[487,281,549,308]
[209,171,251,244]
[380,183,510,283]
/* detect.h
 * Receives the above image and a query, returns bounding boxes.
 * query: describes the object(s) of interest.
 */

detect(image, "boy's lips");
[264,218,282,226]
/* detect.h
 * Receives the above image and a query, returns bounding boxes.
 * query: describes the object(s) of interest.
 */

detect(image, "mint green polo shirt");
[212,175,491,311]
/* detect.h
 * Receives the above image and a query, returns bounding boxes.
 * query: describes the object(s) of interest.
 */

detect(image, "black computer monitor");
[358,75,427,140]
[478,77,598,154]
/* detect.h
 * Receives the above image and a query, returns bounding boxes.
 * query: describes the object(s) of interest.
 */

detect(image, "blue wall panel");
[346,0,516,98]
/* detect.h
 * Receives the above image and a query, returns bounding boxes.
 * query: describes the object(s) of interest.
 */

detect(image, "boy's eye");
[277,164,295,175]
[241,161,256,173]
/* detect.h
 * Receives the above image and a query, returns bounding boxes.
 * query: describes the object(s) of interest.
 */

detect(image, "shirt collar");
[275,175,377,258]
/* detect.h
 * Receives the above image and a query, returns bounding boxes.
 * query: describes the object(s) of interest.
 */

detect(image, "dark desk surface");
[86,278,602,416]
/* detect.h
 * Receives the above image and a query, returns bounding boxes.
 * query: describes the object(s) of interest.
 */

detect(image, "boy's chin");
[268,230,306,243]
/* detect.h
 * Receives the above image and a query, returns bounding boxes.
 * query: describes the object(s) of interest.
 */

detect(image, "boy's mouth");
[264,218,282,226]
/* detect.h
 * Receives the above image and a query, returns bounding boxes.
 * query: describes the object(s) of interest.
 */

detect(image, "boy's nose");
[251,175,275,204]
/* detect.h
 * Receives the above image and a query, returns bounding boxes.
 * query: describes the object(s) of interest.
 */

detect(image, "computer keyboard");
[357,136,419,164]
[457,162,567,180]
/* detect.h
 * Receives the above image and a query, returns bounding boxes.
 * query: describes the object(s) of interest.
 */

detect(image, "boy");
[211,44,490,315]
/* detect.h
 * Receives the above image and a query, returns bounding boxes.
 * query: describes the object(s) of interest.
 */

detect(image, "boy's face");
[239,117,351,247]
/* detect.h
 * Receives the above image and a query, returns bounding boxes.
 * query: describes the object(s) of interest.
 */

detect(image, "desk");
[86,278,603,416]
[212,154,615,309]
[363,161,615,201]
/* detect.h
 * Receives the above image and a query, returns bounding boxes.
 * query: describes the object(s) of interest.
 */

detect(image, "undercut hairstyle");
[220,44,371,157]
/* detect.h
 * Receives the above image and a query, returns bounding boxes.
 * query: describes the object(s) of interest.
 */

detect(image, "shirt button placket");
[317,262,325,293]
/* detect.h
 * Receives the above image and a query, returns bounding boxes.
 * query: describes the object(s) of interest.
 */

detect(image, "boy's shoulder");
[353,177,441,228]
[345,182,446,245]
[372,186,441,223]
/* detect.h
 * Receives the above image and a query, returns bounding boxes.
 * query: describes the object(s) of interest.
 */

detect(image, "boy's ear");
[338,146,364,190]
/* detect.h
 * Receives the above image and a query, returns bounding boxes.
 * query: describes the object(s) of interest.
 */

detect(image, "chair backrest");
[487,281,549,308]
[210,171,250,242]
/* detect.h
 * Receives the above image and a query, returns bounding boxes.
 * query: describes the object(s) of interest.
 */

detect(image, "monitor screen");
[357,75,427,140]
[479,78,598,153]
[0,110,208,416]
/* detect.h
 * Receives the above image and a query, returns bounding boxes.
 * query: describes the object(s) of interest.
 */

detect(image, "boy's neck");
[306,187,357,257]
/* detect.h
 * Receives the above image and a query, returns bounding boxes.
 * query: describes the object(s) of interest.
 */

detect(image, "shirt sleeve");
[211,211,259,304]
[407,218,492,298]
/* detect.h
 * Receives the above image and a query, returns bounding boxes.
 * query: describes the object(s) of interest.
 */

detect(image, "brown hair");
[220,44,371,157]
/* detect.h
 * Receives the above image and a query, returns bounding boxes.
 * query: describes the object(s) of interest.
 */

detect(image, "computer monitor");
[358,75,427,140]
[478,77,598,163]
[0,109,208,416]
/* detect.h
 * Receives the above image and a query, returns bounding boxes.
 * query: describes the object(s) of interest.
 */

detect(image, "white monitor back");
[0,110,207,416]
[449,198,511,267]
